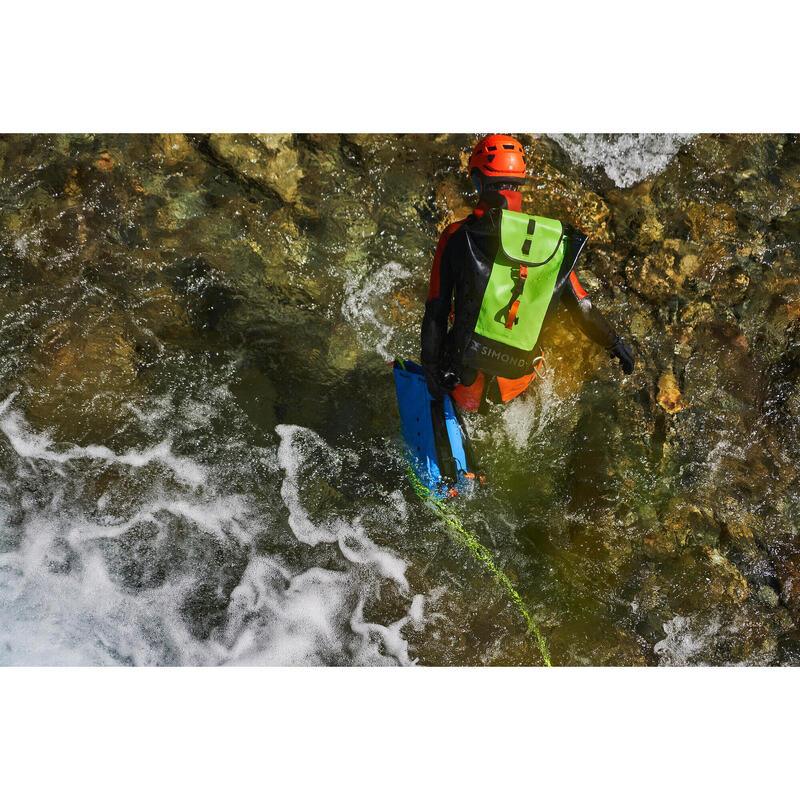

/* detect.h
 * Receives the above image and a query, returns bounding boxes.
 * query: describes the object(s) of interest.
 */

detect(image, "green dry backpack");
[460,210,570,379]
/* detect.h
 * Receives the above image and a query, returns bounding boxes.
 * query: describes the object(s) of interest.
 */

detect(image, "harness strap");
[501,264,528,328]
[505,299,521,330]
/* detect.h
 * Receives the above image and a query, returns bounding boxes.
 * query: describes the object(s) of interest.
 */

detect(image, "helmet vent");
[468,135,526,181]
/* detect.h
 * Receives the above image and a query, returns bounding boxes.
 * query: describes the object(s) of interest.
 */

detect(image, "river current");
[1,133,798,665]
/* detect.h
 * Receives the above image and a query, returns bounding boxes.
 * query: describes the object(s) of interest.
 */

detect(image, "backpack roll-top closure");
[499,210,564,266]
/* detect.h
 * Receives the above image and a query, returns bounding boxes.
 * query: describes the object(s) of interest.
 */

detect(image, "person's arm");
[421,222,461,397]
[562,269,635,374]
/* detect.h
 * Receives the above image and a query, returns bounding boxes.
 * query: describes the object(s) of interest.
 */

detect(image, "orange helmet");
[468,134,527,181]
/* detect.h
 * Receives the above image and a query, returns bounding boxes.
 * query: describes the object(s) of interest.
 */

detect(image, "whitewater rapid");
[0,396,422,665]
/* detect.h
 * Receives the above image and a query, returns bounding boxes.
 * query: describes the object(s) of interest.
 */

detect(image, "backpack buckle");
[511,265,528,281]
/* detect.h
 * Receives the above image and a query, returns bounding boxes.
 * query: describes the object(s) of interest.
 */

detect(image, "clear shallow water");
[1,133,799,665]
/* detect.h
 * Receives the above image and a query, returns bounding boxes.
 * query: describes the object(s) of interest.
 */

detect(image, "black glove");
[609,337,634,374]
[422,362,459,399]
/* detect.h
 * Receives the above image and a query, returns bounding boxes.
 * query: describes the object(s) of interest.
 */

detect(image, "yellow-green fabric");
[474,211,565,351]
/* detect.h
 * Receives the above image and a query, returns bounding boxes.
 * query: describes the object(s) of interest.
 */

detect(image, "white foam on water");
[548,134,695,188]
[350,595,423,666]
[276,424,409,590]
[0,402,205,487]
[341,260,411,359]
[0,399,422,665]
[220,558,421,666]
[0,399,243,665]
[702,436,748,485]
[61,493,251,546]
[0,515,224,666]
[654,614,721,666]
[223,560,360,665]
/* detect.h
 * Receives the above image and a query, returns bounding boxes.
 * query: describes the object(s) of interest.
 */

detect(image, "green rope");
[407,464,552,666]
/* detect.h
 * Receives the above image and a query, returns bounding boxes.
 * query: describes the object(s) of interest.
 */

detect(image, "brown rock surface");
[657,370,688,413]
[24,313,141,442]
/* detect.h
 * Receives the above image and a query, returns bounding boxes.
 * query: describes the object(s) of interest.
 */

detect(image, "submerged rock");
[23,312,141,442]
[657,370,688,413]
[207,133,303,203]
[777,552,800,620]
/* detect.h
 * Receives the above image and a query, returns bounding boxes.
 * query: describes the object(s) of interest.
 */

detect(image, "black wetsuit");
[422,190,621,405]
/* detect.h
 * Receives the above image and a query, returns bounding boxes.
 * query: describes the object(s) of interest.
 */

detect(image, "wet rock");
[632,183,665,244]
[625,250,679,301]
[685,201,737,243]
[433,175,472,233]
[680,301,715,327]
[23,312,141,442]
[702,547,750,603]
[713,497,761,547]
[643,501,718,558]
[592,628,648,666]
[94,151,114,172]
[520,137,613,243]
[757,584,780,608]
[656,370,687,413]
[152,134,195,167]
[678,253,702,278]
[207,133,302,203]
[684,201,739,272]
[155,178,207,231]
[711,268,751,306]
[539,315,604,398]
[301,133,341,150]
[326,323,361,373]
[777,552,800,619]
[257,205,310,271]
[135,284,193,342]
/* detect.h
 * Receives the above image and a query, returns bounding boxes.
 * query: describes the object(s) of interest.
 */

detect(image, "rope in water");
[406,464,552,666]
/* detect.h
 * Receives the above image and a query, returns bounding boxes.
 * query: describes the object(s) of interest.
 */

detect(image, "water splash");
[1,400,205,487]
[0,398,422,665]
[654,615,721,666]
[342,260,411,359]
[549,134,694,188]
[496,367,563,452]
[220,559,422,666]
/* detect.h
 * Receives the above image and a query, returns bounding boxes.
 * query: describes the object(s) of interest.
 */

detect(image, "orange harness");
[450,350,547,411]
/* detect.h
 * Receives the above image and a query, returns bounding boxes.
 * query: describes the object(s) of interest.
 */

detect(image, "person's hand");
[422,362,444,399]
[610,337,634,374]
[422,363,458,399]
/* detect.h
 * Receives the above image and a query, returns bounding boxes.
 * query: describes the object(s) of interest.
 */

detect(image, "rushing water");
[1,133,799,665]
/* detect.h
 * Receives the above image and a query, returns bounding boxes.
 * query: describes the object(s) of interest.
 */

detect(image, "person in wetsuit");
[421,134,634,412]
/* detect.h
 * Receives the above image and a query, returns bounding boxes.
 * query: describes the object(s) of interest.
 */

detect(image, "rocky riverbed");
[1,133,799,665]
